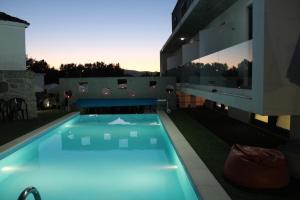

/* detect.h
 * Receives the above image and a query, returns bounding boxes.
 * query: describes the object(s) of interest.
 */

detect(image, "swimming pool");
[0,114,200,200]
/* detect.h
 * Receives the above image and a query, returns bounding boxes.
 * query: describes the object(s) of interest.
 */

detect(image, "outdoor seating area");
[0,109,68,146]
[0,98,28,121]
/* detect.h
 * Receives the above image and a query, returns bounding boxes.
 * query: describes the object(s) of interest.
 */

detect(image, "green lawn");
[0,109,68,146]
[169,109,300,200]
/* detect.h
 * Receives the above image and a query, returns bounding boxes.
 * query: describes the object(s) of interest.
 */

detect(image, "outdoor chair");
[8,98,28,120]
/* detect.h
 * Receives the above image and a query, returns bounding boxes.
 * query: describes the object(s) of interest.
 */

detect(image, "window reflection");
[81,136,91,146]
[150,138,158,145]
[167,40,253,89]
[130,131,138,138]
[104,133,111,141]
[119,139,128,148]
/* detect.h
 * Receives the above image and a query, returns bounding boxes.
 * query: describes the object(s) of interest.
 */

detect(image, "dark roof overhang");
[161,0,238,54]
[0,12,30,26]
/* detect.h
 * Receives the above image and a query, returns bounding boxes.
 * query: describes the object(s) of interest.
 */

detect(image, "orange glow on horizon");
[192,41,252,68]
[28,46,160,72]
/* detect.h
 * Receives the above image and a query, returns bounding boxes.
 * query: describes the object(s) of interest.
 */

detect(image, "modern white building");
[161,0,300,138]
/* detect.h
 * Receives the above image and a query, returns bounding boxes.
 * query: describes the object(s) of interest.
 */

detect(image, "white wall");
[180,0,259,113]
[199,0,253,58]
[263,0,300,115]
[35,73,45,92]
[59,77,177,108]
[181,0,300,116]
[167,48,182,70]
[0,21,28,70]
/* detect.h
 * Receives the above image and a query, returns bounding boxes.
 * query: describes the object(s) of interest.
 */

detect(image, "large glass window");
[167,40,253,89]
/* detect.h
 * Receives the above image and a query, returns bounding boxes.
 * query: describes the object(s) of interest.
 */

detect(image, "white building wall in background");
[0,21,28,70]
[59,77,177,108]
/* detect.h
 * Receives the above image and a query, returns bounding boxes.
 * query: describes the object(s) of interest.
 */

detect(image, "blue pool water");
[0,114,200,200]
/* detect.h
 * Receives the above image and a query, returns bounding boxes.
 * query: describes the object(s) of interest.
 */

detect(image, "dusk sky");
[1,0,176,71]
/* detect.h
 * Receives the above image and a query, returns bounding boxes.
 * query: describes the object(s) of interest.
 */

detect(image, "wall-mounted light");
[102,88,111,96]
[128,89,136,97]
[43,98,50,108]
[64,90,72,99]
[166,85,175,94]
[180,37,185,41]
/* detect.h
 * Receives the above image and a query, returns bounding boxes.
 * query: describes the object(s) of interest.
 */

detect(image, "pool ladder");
[18,186,41,200]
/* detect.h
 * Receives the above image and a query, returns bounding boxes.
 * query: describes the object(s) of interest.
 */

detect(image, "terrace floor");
[169,108,300,200]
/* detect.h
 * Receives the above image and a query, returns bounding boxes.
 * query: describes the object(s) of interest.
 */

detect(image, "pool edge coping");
[158,111,232,200]
[0,112,79,154]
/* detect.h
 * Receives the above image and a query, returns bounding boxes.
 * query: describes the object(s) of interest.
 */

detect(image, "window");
[251,114,290,135]
[149,81,157,88]
[248,4,253,40]
[276,116,291,130]
[78,82,88,94]
[255,114,269,123]
[118,79,127,89]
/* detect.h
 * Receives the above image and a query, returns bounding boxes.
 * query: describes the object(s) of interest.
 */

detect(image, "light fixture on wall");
[180,37,185,41]
[166,85,175,95]
[43,98,50,108]
[64,90,72,99]
[102,88,111,96]
[128,89,136,97]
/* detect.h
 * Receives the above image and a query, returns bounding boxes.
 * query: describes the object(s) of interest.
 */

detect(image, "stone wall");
[0,70,37,118]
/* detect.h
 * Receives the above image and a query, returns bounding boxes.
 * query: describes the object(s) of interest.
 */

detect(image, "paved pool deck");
[159,111,231,200]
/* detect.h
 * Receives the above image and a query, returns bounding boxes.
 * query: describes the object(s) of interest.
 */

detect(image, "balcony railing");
[172,0,194,31]
[167,40,253,89]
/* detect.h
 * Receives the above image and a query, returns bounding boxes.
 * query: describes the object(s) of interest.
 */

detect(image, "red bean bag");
[224,144,289,189]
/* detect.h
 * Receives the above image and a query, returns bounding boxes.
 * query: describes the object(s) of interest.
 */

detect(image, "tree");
[27,58,127,84]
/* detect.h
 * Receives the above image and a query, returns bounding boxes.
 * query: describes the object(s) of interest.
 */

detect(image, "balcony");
[167,40,253,89]
[172,0,194,31]
[163,0,239,53]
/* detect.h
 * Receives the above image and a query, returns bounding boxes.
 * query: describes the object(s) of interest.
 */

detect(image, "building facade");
[0,12,37,118]
[161,0,300,138]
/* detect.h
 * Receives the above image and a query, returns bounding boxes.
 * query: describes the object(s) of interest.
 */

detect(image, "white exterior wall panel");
[0,21,27,70]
